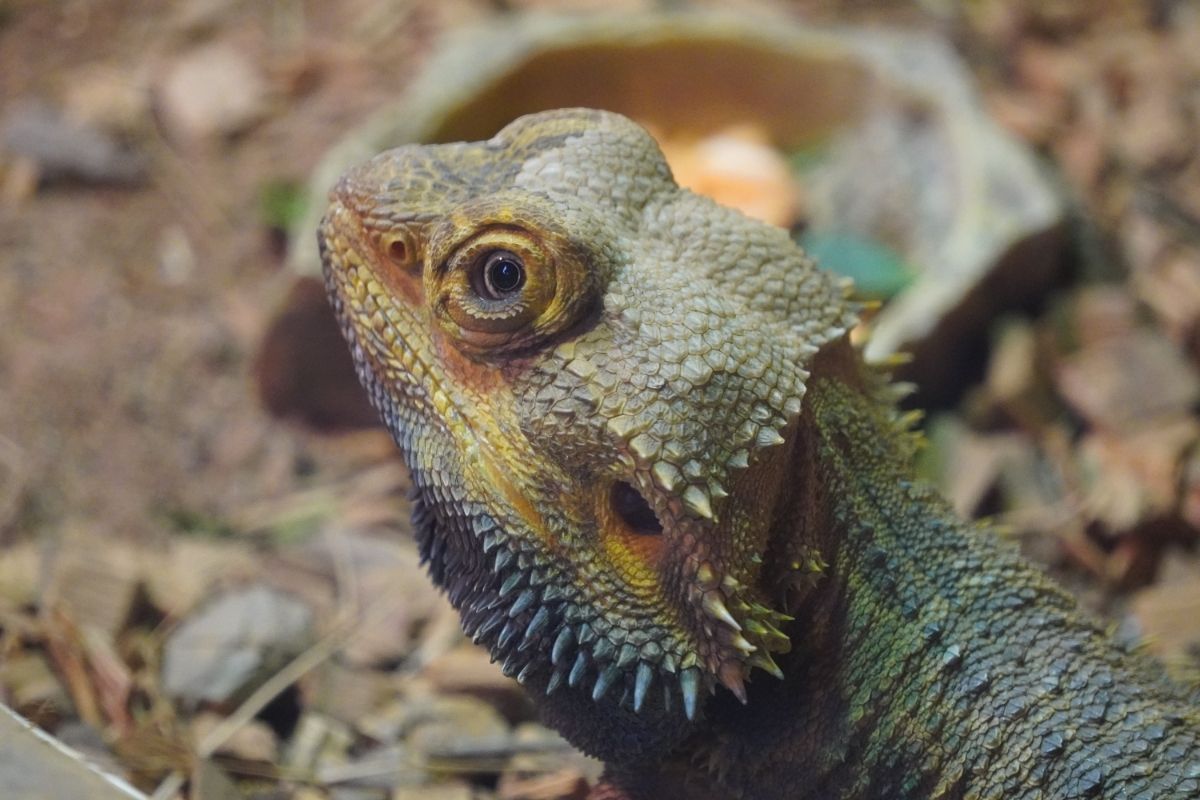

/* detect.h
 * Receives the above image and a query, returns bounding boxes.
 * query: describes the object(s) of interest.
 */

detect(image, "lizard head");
[320,109,855,740]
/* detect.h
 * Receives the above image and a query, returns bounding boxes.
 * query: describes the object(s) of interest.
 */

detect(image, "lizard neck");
[693,347,1199,800]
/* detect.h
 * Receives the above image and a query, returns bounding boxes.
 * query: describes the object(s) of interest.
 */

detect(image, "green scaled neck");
[698,356,1200,800]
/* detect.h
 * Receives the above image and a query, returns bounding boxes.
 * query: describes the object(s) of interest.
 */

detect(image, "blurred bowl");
[264,12,1064,426]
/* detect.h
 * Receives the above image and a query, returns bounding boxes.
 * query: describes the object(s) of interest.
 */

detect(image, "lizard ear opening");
[610,481,662,536]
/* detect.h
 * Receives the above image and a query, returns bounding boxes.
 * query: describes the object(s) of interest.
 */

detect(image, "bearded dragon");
[319,108,1200,799]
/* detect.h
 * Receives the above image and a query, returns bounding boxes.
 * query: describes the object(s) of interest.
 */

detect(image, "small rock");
[1,101,146,185]
[156,41,269,142]
[161,585,314,707]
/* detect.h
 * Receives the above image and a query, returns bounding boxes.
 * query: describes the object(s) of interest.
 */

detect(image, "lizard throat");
[406,463,710,720]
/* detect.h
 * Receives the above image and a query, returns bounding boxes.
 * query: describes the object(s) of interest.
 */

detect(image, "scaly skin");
[319,108,1200,799]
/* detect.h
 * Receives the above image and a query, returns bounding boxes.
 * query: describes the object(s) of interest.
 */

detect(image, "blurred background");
[1,1,1199,798]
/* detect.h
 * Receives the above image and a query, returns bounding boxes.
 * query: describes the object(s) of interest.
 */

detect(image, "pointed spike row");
[502,652,521,676]
[702,592,742,631]
[499,571,524,597]
[751,603,794,625]
[616,643,639,668]
[756,427,787,448]
[593,637,616,661]
[761,620,791,645]
[517,662,536,685]
[719,662,748,704]
[493,548,514,571]
[633,662,654,712]
[680,668,701,721]
[897,409,924,430]
[523,606,551,642]
[476,610,505,642]
[568,652,588,688]
[592,665,620,701]
[546,669,564,695]
[682,485,714,520]
[498,622,519,650]
[743,618,769,636]
[751,652,785,680]
[508,588,537,618]
[652,461,683,493]
[729,633,757,655]
[552,628,575,665]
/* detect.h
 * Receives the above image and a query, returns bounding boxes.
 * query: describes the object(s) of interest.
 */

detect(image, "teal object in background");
[798,231,915,300]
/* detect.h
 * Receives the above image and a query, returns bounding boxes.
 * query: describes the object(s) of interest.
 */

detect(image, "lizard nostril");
[382,230,419,273]
[610,481,663,536]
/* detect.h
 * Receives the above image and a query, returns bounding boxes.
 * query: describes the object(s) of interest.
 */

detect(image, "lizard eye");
[428,214,595,358]
[433,228,556,350]
[477,250,526,299]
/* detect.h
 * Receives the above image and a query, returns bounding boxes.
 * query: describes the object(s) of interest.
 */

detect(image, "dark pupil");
[485,252,524,295]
